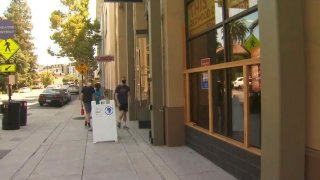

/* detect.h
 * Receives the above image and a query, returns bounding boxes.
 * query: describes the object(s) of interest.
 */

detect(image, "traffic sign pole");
[0,20,17,102]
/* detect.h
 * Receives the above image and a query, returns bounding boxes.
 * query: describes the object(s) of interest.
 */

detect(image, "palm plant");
[228,19,249,44]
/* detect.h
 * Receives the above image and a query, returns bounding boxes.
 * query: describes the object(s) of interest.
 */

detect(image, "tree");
[39,72,55,87]
[228,19,249,44]
[2,0,38,88]
[49,0,101,75]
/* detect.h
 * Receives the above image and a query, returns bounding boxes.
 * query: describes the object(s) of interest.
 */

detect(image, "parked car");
[38,89,69,107]
[19,87,31,93]
[68,85,79,94]
[46,85,57,89]
[61,88,71,102]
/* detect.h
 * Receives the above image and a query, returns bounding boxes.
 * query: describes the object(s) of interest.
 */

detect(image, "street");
[0,89,79,110]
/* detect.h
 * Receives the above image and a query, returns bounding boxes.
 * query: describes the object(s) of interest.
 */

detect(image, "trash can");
[18,101,27,126]
[2,101,20,130]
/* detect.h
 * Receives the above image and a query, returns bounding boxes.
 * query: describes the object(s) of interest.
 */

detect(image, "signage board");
[200,58,210,90]
[96,55,114,62]
[0,20,15,39]
[91,100,118,143]
[0,64,16,73]
[76,63,88,74]
[0,39,20,60]
[188,0,215,37]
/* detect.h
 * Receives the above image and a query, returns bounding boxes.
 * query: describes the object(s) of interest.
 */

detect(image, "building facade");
[96,0,320,179]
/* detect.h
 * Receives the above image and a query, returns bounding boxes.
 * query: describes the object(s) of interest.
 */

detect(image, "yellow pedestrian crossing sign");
[0,39,20,60]
[76,63,88,74]
[244,34,260,53]
[0,64,16,73]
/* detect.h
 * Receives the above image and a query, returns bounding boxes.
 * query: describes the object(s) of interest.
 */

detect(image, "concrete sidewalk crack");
[80,127,89,180]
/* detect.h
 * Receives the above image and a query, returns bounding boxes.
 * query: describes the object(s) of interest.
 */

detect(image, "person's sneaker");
[123,125,129,129]
[117,122,121,128]
[88,122,91,128]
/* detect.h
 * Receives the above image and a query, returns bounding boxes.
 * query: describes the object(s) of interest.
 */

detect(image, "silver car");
[67,85,79,94]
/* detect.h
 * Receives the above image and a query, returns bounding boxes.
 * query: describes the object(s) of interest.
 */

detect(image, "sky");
[0,0,96,65]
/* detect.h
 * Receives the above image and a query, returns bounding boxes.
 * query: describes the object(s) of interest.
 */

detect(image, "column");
[148,0,165,145]
[259,0,306,179]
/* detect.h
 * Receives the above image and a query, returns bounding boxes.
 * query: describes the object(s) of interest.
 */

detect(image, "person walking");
[115,76,130,129]
[81,81,95,131]
[94,83,104,104]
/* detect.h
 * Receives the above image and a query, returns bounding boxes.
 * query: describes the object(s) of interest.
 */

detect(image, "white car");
[68,85,79,94]
[233,77,244,88]
[19,87,31,93]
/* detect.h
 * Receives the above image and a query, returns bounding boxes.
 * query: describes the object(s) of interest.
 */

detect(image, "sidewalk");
[0,99,236,180]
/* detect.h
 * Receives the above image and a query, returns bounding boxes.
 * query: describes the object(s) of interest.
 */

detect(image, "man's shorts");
[83,102,92,114]
[119,103,128,112]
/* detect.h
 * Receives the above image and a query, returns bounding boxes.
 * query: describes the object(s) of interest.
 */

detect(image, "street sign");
[76,63,88,74]
[0,64,16,73]
[0,20,16,39]
[0,39,20,60]
[244,34,260,53]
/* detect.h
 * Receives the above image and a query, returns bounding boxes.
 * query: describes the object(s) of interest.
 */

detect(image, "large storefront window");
[249,64,261,148]
[185,0,260,153]
[212,67,244,142]
[188,28,225,68]
[190,72,209,130]
[229,11,259,61]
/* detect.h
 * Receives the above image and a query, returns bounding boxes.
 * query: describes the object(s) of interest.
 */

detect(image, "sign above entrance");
[0,39,20,60]
[0,20,16,39]
[187,0,215,37]
[104,0,142,2]
[96,55,114,62]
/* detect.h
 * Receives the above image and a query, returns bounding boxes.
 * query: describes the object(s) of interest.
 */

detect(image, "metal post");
[8,83,11,101]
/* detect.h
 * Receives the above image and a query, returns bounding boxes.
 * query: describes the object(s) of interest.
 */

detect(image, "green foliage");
[62,75,77,84]
[2,0,37,87]
[228,20,249,44]
[39,72,55,87]
[49,0,101,74]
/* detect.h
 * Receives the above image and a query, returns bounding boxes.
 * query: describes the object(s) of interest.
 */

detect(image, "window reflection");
[249,64,261,148]
[212,67,244,142]
[212,70,227,135]
[188,28,225,68]
[228,11,260,61]
[227,0,258,18]
[190,73,209,130]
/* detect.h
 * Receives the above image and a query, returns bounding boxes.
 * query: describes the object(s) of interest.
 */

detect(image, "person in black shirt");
[81,81,95,130]
[115,76,130,129]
